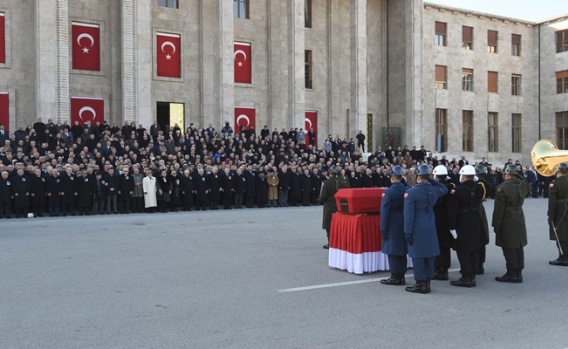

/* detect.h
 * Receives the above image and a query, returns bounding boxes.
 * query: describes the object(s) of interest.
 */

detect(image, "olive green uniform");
[548,175,568,260]
[492,175,530,276]
[319,176,349,241]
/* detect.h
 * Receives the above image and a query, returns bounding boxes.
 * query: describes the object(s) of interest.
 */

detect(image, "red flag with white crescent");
[71,97,104,126]
[234,42,251,84]
[234,107,256,135]
[157,33,181,78]
[0,12,5,64]
[0,92,8,131]
[305,111,317,147]
[72,22,100,71]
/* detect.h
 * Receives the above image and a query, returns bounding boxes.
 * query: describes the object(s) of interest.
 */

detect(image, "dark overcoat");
[492,176,530,249]
[380,182,407,256]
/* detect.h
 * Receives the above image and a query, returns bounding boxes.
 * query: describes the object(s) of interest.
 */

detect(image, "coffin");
[334,188,386,214]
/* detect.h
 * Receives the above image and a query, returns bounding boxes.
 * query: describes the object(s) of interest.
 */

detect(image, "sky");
[425,0,568,22]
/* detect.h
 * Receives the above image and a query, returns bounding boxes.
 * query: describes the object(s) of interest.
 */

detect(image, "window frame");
[556,30,568,53]
[511,74,522,96]
[462,26,473,50]
[487,30,498,53]
[304,0,312,28]
[557,71,568,94]
[305,50,313,89]
[462,110,474,152]
[511,34,521,56]
[157,0,178,9]
[435,108,448,152]
[435,21,447,47]
[435,65,447,90]
[488,71,498,94]
[556,111,568,150]
[512,113,522,153]
[488,112,499,152]
[233,0,249,19]
[462,68,474,92]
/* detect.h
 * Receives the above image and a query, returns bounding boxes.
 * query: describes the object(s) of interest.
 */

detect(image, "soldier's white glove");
[450,230,458,239]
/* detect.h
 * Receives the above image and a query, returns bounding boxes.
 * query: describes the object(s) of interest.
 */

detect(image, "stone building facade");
[0,0,567,164]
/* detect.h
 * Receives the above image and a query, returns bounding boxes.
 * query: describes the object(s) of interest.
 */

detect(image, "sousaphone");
[531,139,568,176]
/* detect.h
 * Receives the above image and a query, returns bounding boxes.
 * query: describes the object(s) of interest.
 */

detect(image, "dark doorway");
[156,102,185,134]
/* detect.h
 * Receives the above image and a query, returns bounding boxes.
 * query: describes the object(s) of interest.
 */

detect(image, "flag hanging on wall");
[71,97,104,126]
[234,107,256,134]
[234,42,252,84]
[0,93,8,131]
[0,13,5,64]
[72,22,100,71]
[157,32,181,78]
[305,111,318,147]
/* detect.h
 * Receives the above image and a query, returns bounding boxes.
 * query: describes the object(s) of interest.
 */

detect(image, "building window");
[435,21,447,46]
[556,30,568,53]
[556,111,568,150]
[557,71,568,93]
[487,30,498,53]
[435,65,447,89]
[234,0,249,19]
[157,0,178,8]
[435,109,447,152]
[305,50,312,89]
[305,0,312,28]
[488,112,499,152]
[462,68,474,92]
[463,110,474,152]
[462,26,473,50]
[512,34,521,56]
[512,113,522,153]
[512,74,522,96]
[488,71,498,93]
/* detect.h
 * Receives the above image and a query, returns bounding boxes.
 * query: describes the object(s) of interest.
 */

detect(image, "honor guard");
[403,164,448,294]
[492,164,530,283]
[547,162,568,266]
[319,166,349,249]
[432,165,455,281]
[380,166,409,286]
[448,165,487,287]
[475,164,491,274]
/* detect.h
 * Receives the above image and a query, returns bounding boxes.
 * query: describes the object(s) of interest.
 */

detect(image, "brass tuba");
[531,139,568,176]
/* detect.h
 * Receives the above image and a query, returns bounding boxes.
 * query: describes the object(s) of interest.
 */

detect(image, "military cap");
[504,164,517,175]
[417,164,430,176]
[329,165,338,174]
[558,162,568,173]
[475,164,487,175]
[391,165,403,176]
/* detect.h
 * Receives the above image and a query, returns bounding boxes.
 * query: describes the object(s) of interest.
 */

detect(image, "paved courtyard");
[1,198,567,348]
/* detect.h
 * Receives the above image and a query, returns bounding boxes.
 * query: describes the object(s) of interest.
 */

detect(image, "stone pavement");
[1,198,567,349]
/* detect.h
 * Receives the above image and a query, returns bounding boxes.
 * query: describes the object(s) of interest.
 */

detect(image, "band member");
[492,164,530,283]
[547,162,568,266]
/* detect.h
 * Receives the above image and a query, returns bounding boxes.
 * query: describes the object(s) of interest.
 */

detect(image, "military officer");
[475,164,491,274]
[492,164,530,283]
[547,162,568,266]
[380,166,409,286]
[319,165,349,249]
[432,165,455,281]
[448,165,487,288]
[404,164,448,294]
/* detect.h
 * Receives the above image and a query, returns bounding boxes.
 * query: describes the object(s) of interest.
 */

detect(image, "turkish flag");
[234,42,251,84]
[0,13,5,64]
[71,97,104,126]
[72,22,100,71]
[305,111,317,147]
[234,107,256,135]
[157,33,181,78]
[0,93,8,131]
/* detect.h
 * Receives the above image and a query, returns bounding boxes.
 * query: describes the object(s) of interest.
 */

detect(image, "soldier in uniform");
[492,164,530,283]
[432,165,455,281]
[448,165,487,288]
[379,166,408,286]
[475,164,491,274]
[547,162,568,266]
[404,164,448,294]
[318,165,349,249]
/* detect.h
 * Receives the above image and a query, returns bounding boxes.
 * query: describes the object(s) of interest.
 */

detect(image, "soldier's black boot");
[432,268,448,280]
[425,279,431,292]
[516,269,523,283]
[471,274,477,287]
[476,264,484,275]
[450,274,475,288]
[495,270,521,283]
[549,257,568,266]
[405,281,429,294]
[380,273,405,286]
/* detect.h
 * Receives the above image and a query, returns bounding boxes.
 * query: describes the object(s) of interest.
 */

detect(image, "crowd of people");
[0,118,549,219]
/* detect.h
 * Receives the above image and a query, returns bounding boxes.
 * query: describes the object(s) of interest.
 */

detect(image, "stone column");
[349,0,367,138]
[34,0,59,120]
[122,0,136,123]
[217,0,234,128]
[135,1,152,127]
[287,0,305,128]
[268,0,286,129]
[200,0,216,126]
[56,0,69,122]
[407,0,423,147]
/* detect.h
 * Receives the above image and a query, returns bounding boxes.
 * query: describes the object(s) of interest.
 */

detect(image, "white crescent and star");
[78,106,97,122]
[236,114,250,127]
[234,49,247,67]
[77,33,95,54]
[305,117,312,130]
[161,41,177,60]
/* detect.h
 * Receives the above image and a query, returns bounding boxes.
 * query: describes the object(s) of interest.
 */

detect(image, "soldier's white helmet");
[459,165,476,176]
[432,165,448,176]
